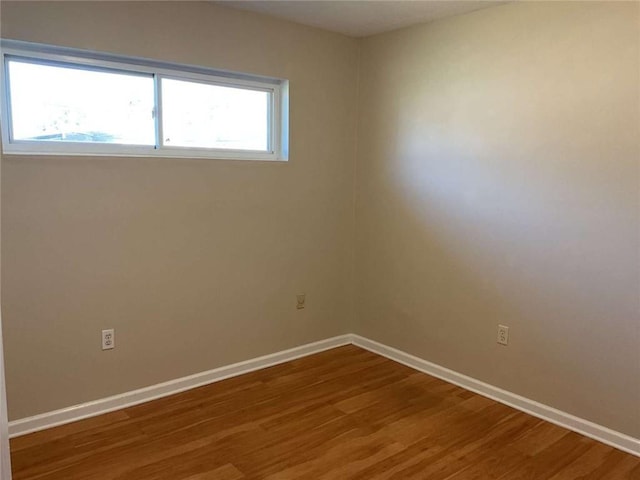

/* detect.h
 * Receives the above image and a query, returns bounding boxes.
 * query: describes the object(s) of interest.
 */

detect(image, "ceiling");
[216,1,506,38]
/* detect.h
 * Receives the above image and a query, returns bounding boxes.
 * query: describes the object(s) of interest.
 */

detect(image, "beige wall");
[0,1,359,420]
[1,0,638,440]
[355,1,640,437]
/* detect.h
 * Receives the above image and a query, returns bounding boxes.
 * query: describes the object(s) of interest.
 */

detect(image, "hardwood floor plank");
[10,345,640,479]
[180,464,245,480]
[547,442,619,480]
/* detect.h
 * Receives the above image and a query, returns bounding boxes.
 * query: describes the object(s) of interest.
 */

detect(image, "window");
[8,60,156,146]
[161,78,269,151]
[0,40,289,161]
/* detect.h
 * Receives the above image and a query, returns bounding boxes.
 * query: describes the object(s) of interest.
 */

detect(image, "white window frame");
[0,39,289,161]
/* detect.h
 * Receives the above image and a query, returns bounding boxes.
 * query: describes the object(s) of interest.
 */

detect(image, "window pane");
[8,60,155,145]
[161,78,270,151]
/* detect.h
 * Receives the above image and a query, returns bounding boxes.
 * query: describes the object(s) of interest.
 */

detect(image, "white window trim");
[0,39,289,161]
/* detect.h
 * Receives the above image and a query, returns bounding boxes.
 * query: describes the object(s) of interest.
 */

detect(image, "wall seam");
[348,37,362,333]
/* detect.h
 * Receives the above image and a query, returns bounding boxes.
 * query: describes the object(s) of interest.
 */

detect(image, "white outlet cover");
[296,294,306,309]
[102,329,115,350]
[497,325,509,346]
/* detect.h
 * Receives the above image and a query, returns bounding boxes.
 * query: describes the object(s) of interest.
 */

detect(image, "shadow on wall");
[354,13,640,436]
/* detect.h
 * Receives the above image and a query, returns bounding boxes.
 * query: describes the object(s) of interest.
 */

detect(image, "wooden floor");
[10,345,640,479]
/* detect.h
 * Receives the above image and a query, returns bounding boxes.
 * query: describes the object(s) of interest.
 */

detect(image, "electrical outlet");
[497,325,509,346]
[296,294,306,310]
[102,329,115,350]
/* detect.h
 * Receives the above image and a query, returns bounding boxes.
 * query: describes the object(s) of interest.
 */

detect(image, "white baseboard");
[351,334,640,458]
[9,333,639,458]
[8,334,353,438]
